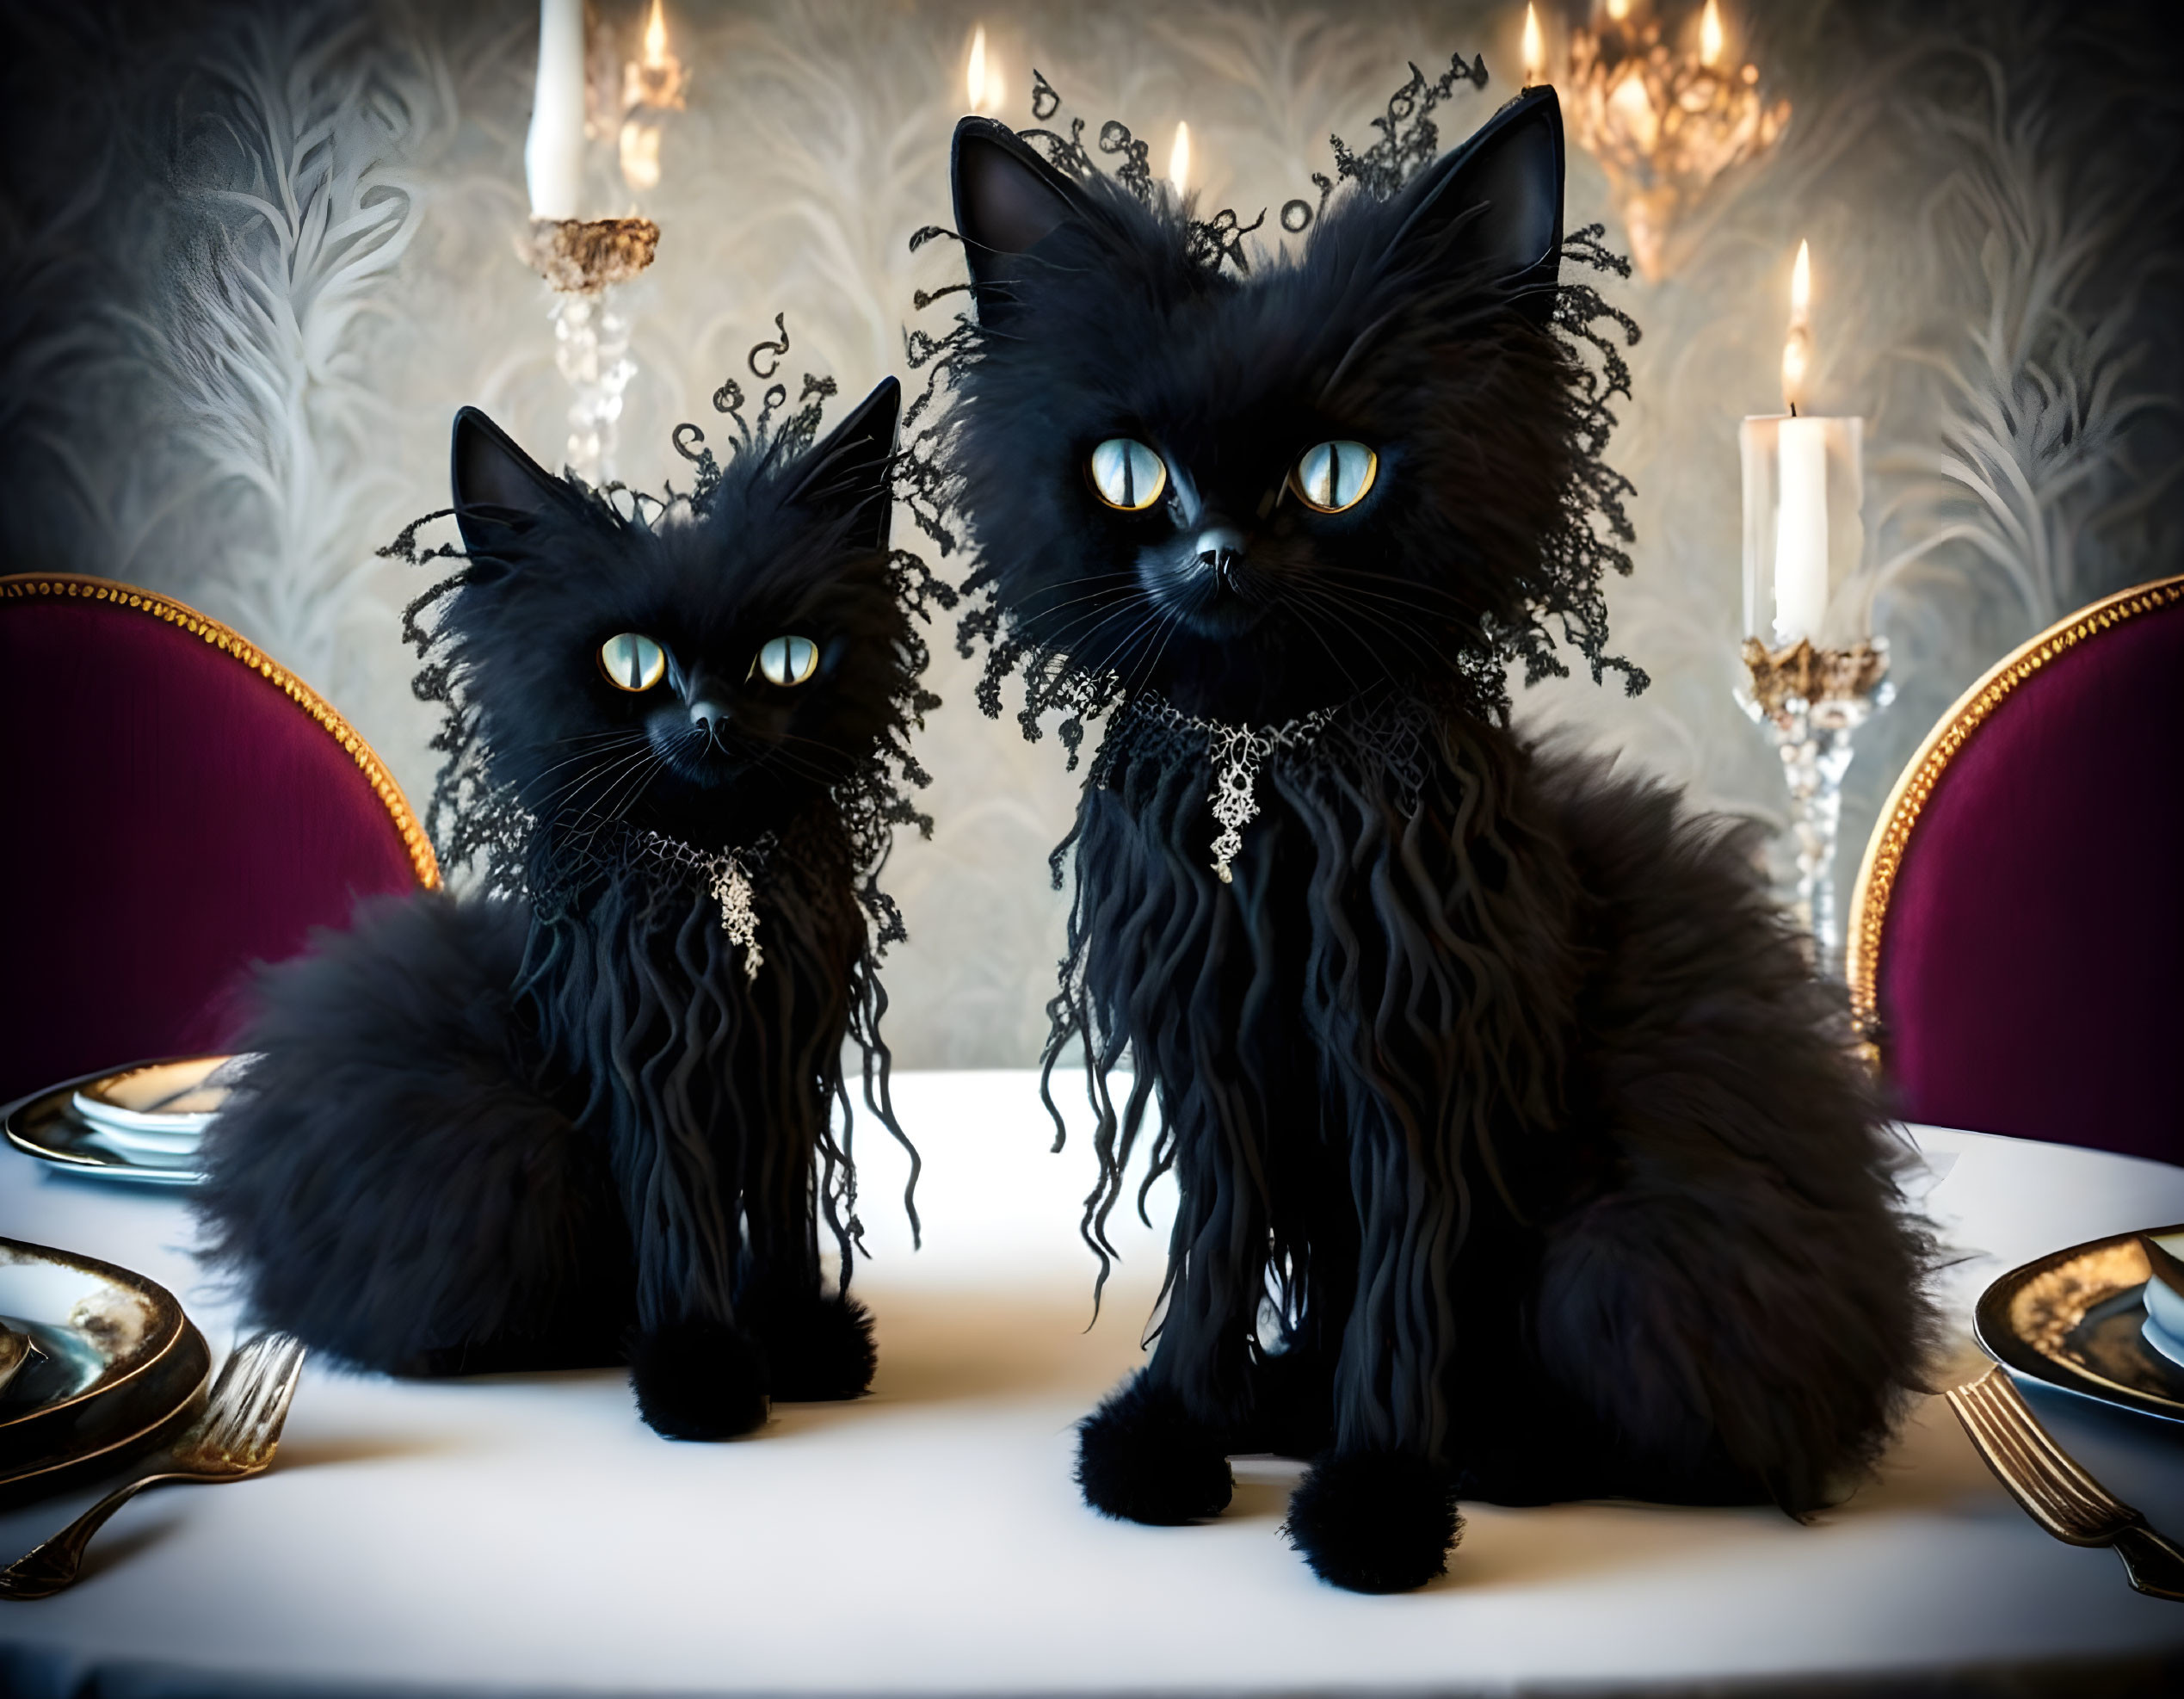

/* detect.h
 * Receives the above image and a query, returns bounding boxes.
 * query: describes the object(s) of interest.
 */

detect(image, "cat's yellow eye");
[1288,441,1379,513]
[753,634,820,688]
[598,632,666,692]
[1087,437,1169,512]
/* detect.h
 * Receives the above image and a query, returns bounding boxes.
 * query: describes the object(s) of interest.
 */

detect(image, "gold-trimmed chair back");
[1848,574,2184,1163]
[0,575,437,1105]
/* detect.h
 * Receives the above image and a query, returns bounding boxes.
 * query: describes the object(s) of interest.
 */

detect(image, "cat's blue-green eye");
[753,634,820,688]
[598,632,666,692]
[1088,438,1168,512]
[1289,441,1379,513]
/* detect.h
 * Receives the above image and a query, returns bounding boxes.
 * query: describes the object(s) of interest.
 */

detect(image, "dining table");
[1,1068,2181,1698]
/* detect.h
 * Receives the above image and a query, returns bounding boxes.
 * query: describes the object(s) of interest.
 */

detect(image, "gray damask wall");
[4,0,2178,1067]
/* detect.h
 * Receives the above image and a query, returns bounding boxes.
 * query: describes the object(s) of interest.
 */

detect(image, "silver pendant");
[1138,697,1338,885]
[1205,723,1274,885]
[706,852,764,982]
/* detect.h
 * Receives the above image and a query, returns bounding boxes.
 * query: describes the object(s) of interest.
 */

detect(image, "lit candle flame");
[1782,239,1813,410]
[968,25,987,112]
[1522,4,1544,84]
[623,0,687,116]
[1169,121,1191,195]
[1700,0,1724,68]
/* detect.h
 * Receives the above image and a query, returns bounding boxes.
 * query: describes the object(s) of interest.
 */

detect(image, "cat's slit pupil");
[1292,441,1377,513]
[756,634,820,688]
[600,631,665,693]
[1090,437,1165,512]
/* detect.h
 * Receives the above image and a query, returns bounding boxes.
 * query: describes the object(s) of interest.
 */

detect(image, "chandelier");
[1544,0,1790,281]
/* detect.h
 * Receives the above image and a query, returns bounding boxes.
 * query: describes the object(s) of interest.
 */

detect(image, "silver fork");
[0,1331,306,1601]
[1946,1364,2184,1601]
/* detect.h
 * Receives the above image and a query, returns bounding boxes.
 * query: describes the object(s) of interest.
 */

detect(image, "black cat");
[198,378,934,1440]
[941,88,1931,1590]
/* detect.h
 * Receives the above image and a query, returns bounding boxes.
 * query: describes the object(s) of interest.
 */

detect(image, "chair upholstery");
[0,575,437,1108]
[1848,575,2184,1165]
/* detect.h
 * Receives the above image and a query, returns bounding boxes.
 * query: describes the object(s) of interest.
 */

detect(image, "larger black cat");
[199,378,935,1440]
[940,85,1931,1591]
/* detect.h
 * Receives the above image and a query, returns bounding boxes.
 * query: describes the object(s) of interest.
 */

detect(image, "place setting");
[0,1051,311,1598]
[1940,1223,2184,1601]
[1977,1225,2184,1425]
[0,1233,214,1511]
[2,1054,252,1188]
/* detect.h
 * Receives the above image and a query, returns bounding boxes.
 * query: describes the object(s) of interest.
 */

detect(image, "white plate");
[2142,1230,2184,1338]
[69,1055,254,1147]
[3,1058,242,1186]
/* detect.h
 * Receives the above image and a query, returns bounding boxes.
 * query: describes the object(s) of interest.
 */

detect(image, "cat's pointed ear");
[450,407,578,561]
[783,376,900,553]
[952,116,1101,324]
[1385,87,1564,322]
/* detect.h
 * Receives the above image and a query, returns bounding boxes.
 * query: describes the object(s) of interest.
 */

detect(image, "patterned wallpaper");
[3,0,2177,1066]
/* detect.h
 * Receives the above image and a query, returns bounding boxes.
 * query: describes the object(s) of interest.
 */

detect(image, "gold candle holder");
[521,215,659,295]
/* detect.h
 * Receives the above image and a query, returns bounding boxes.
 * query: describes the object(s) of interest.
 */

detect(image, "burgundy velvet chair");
[0,574,438,1108]
[1847,574,2184,1165]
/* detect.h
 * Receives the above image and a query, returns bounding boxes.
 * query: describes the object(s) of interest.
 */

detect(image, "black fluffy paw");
[627,1318,769,1440]
[1283,1449,1461,1592]
[1075,1376,1232,1525]
[758,1294,878,1402]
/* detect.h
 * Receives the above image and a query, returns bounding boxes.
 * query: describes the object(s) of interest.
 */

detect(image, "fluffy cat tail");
[1530,751,1941,1514]
[195,891,628,1374]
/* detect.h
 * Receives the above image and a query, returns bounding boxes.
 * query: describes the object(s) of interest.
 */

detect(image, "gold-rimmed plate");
[0,1238,212,1506]
[3,1056,245,1185]
[1974,1223,2184,1423]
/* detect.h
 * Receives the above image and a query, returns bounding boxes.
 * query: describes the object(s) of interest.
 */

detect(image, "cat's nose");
[688,699,729,737]
[1194,525,1246,582]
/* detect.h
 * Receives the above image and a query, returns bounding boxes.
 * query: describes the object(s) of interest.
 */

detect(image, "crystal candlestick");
[549,292,633,484]
[1737,638,1892,977]
[522,216,660,485]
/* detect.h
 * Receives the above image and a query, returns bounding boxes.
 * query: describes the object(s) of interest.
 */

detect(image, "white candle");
[1773,416,1829,642]
[1770,239,1827,643]
[525,0,586,220]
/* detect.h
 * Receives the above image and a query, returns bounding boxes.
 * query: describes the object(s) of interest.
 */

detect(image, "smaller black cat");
[198,377,934,1439]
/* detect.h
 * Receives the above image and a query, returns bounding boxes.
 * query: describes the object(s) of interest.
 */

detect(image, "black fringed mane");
[1051,695,1577,1375]
[518,808,891,1313]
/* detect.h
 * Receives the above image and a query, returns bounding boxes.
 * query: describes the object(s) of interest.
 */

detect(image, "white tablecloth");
[2,1071,2181,1697]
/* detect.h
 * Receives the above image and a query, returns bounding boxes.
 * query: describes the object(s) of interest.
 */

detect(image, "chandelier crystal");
[1560,0,1789,281]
